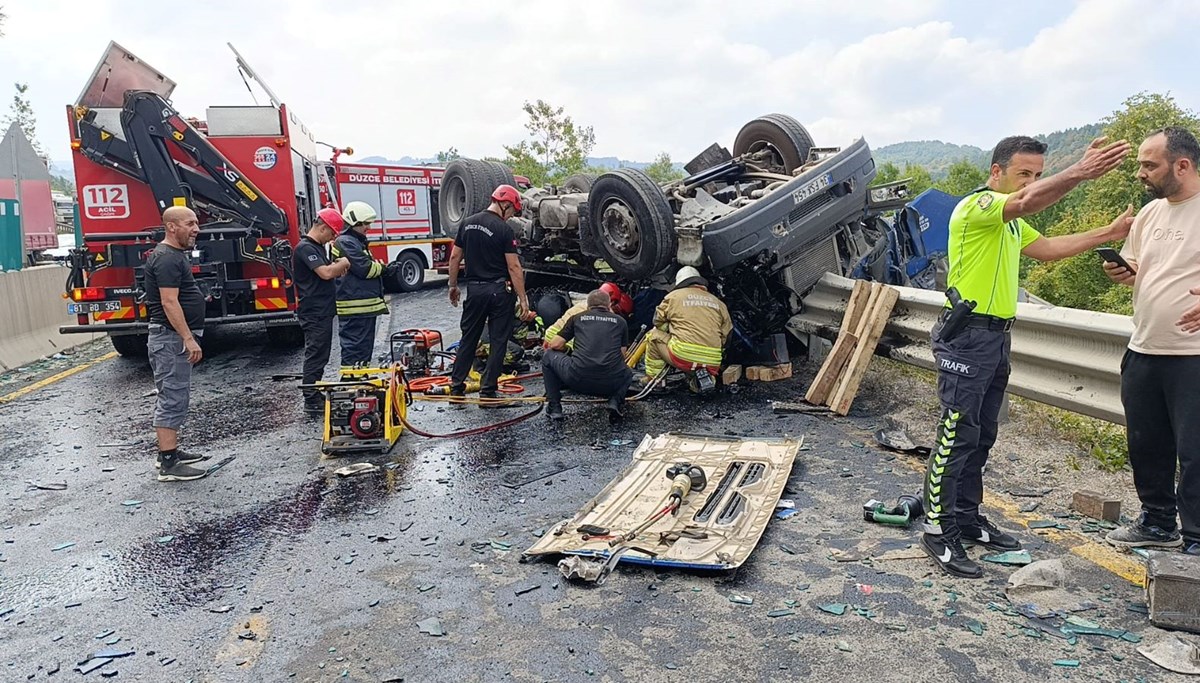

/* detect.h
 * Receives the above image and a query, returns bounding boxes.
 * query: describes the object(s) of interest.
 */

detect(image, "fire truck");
[320,158,454,292]
[59,42,328,356]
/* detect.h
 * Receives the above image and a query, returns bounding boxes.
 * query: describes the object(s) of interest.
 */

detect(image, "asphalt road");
[0,280,1191,682]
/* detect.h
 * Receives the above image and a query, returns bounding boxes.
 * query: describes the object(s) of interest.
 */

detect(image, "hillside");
[874,123,1104,178]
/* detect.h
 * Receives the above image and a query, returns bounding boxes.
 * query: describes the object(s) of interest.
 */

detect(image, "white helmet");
[342,201,378,227]
[674,266,703,286]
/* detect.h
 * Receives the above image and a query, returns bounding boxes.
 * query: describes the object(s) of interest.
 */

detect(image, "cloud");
[0,0,1194,170]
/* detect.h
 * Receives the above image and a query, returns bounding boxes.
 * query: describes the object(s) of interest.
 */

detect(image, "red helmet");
[600,282,634,317]
[317,207,345,232]
[491,184,523,213]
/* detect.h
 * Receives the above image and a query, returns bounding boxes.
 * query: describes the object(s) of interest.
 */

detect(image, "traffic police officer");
[543,288,634,423]
[332,201,387,372]
[921,134,1133,578]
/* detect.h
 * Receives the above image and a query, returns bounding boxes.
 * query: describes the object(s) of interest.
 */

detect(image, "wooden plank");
[747,364,792,382]
[829,285,900,415]
[804,283,881,405]
[839,279,874,337]
[803,332,858,404]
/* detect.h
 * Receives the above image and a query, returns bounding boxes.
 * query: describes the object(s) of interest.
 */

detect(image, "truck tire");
[110,333,148,358]
[562,173,596,193]
[266,323,305,347]
[733,114,814,174]
[393,252,426,293]
[439,159,495,237]
[587,168,677,280]
[484,161,517,194]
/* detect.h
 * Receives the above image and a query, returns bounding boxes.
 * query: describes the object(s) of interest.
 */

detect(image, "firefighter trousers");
[339,315,379,369]
[450,281,516,394]
[299,314,334,404]
[922,323,1010,539]
[1121,350,1200,544]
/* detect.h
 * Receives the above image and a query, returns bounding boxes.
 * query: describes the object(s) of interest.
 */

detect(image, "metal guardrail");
[787,273,1133,425]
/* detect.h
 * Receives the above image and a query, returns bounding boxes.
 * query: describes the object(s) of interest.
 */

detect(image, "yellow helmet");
[342,201,378,227]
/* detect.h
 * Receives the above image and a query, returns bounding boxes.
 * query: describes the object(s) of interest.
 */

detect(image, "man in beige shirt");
[1104,126,1200,556]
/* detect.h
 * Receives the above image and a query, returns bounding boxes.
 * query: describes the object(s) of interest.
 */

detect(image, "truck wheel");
[733,114,814,174]
[394,252,426,293]
[562,174,596,193]
[484,161,517,194]
[439,159,496,237]
[587,168,677,280]
[266,324,305,347]
[110,333,148,358]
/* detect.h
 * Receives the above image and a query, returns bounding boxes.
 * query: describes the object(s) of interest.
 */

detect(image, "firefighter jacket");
[654,285,732,366]
[331,230,387,317]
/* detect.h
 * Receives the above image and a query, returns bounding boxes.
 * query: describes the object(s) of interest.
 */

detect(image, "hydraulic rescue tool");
[862,495,925,527]
[612,462,708,546]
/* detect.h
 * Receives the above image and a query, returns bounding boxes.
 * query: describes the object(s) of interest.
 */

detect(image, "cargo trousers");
[922,320,1011,539]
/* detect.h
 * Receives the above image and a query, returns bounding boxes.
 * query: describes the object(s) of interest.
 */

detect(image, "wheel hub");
[402,260,420,284]
[445,177,466,222]
[600,201,640,257]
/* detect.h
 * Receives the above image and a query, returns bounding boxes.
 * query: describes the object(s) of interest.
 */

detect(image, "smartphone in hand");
[1096,247,1136,274]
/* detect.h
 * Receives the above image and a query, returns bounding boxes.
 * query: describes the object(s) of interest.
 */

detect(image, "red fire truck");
[321,159,454,292]
[60,43,340,356]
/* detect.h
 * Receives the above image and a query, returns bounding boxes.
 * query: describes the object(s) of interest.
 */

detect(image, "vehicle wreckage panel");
[524,432,803,570]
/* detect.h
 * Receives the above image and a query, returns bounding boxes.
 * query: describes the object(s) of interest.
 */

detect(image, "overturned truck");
[437,114,919,338]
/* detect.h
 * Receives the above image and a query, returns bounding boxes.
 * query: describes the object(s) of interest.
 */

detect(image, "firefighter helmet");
[491,185,523,213]
[599,282,634,317]
[674,266,704,286]
[316,207,345,232]
[342,201,378,227]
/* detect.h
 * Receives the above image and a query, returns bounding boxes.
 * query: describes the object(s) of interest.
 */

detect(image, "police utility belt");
[937,286,1013,341]
[937,309,1015,332]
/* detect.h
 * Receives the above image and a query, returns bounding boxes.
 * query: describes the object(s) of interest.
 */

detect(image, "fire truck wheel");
[587,168,677,281]
[732,114,814,175]
[109,333,148,358]
[439,159,496,237]
[562,174,596,193]
[394,252,426,293]
[266,324,305,347]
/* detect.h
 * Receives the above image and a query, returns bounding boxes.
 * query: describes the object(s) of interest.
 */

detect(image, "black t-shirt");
[144,243,205,331]
[293,236,335,319]
[559,307,629,376]
[454,210,517,282]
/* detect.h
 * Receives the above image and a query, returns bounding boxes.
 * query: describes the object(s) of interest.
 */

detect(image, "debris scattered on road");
[333,463,379,477]
[835,640,853,652]
[767,609,794,618]
[416,617,444,637]
[873,417,929,456]
[1137,634,1200,675]
[819,603,848,616]
[1052,659,1080,668]
[50,542,75,551]
[499,461,577,488]
[27,480,67,491]
[208,605,233,614]
[729,595,754,605]
[121,500,142,507]
[982,550,1032,566]
[156,535,174,544]
[1027,519,1065,529]
[1071,490,1121,522]
[515,584,540,596]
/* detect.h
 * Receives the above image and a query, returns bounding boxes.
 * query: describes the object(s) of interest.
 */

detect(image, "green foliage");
[874,140,986,177]
[435,147,460,164]
[935,159,987,196]
[3,82,44,157]
[871,161,931,195]
[872,161,901,185]
[642,152,684,184]
[503,100,596,187]
[1025,92,1200,312]
[50,175,74,194]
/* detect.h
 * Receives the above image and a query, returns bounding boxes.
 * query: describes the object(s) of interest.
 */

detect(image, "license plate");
[791,173,832,205]
[68,301,123,314]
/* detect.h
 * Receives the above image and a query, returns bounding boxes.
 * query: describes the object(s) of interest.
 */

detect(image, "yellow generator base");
[319,366,406,458]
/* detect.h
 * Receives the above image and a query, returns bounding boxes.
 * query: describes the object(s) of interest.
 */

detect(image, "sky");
[0,0,1194,168]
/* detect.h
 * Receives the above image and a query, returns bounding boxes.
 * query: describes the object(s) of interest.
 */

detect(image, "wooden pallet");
[804,280,900,415]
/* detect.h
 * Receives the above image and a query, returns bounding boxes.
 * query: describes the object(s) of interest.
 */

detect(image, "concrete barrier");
[0,265,101,371]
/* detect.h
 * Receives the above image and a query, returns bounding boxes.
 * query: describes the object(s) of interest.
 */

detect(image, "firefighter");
[292,208,351,414]
[543,282,633,348]
[543,288,634,423]
[642,266,732,386]
[332,201,387,371]
[447,185,534,406]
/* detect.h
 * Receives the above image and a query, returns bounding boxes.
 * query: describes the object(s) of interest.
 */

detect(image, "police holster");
[937,287,977,342]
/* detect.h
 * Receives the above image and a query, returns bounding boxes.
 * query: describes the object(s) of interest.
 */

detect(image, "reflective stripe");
[337,298,387,316]
[367,261,384,278]
[666,338,723,366]
[924,409,960,526]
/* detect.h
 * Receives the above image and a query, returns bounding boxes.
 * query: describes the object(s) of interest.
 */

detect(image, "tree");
[3,82,45,158]
[435,147,460,164]
[871,161,901,186]
[642,152,684,184]
[903,163,932,196]
[1025,92,1200,312]
[50,176,74,194]
[503,99,596,186]
[935,159,988,196]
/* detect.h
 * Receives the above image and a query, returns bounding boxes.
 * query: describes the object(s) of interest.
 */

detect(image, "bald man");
[144,206,210,482]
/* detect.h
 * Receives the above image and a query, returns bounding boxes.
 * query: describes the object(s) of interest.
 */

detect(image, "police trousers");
[922,322,1010,538]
